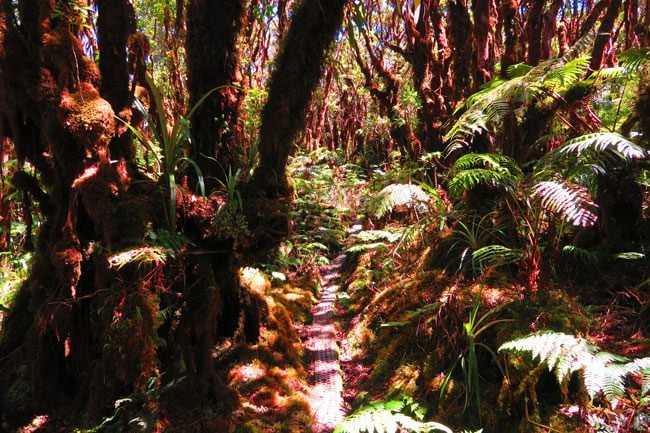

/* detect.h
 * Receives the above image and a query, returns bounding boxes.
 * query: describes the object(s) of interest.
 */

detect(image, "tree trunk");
[501,0,519,76]
[472,0,497,88]
[541,0,563,59]
[248,0,347,198]
[97,0,137,161]
[448,0,473,99]
[589,0,622,73]
[186,0,246,187]
[525,0,545,65]
[0,0,243,425]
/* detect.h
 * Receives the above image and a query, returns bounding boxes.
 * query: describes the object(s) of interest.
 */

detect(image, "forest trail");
[307,252,346,432]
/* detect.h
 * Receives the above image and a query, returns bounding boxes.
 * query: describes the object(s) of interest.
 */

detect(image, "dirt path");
[307,252,346,433]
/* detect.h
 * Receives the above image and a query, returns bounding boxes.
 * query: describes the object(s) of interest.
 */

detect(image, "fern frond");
[449,153,522,199]
[534,179,598,227]
[542,56,591,89]
[365,184,432,219]
[449,169,514,199]
[553,132,649,160]
[561,245,599,266]
[586,359,628,403]
[471,245,520,270]
[354,230,402,243]
[444,28,597,156]
[334,397,452,433]
[560,27,597,63]
[499,332,650,404]
[506,63,534,78]
[618,48,650,72]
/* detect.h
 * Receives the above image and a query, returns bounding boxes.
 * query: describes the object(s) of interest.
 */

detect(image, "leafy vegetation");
[334,396,452,433]
[0,0,649,432]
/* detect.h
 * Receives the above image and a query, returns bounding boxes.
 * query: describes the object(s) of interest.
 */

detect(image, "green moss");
[233,421,265,433]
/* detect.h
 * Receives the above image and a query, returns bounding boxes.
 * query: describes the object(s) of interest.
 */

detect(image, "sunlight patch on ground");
[229,361,266,384]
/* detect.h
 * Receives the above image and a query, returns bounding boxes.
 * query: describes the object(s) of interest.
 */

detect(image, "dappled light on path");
[307,254,346,433]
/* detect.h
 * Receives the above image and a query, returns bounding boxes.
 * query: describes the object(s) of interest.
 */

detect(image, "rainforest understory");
[1,0,650,432]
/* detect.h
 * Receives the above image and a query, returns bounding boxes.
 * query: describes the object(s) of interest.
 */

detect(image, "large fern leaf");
[333,397,452,433]
[552,132,649,160]
[448,153,523,199]
[618,47,650,72]
[541,56,591,90]
[499,332,650,403]
[444,29,597,156]
[534,179,598,227]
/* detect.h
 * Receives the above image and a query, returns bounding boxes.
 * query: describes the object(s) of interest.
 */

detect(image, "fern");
[499,332,650,404]
[541,56,591,91]
[448,153,523,199]
[365,184,432,220]
[444,30,597,156]
[618,47,650,72]
[552,132,649,160]
[534,179,598,227]
[334,396,452,433]
[471,245,520,270]
[561,245,599,266]
[354,230,402,243]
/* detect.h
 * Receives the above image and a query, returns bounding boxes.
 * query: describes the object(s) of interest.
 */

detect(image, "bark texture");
[249,0,347,198]
[186,0,246,186]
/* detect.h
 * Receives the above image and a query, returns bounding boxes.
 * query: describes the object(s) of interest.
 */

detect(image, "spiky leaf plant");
[499,332,650,404]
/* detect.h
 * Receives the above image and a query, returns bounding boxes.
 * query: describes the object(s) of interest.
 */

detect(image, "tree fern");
[448,153,523,199]
[499,332,650,404]
[444,30,597,156]
[334,396,452,433]
[533,179,598,227]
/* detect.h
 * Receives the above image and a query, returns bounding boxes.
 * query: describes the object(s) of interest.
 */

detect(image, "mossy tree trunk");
[500,0,520,77]
[524,0,545,65]
[248,0,347,198]
[186,0,246,188]
[400,0,450,152]
[448,0,473,99]
[0,0,246,426]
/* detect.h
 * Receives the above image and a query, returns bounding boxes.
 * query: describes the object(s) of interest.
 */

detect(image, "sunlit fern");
[448,153,523,200]
[346,229,400,254]
[617,47,650,72]
[364,184,433,220]
[499,332,650,404]
[444,30,597,156]
[534,132,649,197]
[333,396,452,433]
[533,179,598,227]
[551,132,649,160]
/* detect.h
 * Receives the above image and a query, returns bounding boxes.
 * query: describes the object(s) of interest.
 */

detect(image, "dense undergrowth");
[2,48,650,433]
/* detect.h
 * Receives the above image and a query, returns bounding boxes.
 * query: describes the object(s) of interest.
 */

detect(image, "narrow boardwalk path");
[307,253,346,433]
